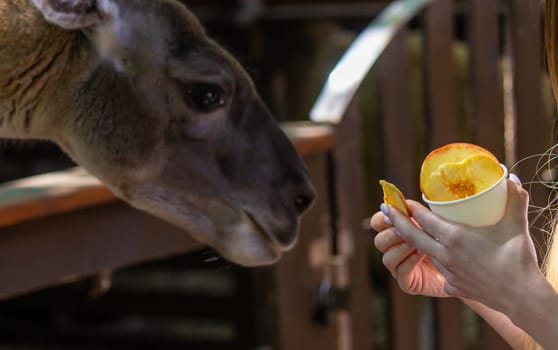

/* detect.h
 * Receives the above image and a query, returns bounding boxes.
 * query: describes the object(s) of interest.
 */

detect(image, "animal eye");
[186,83,226,113]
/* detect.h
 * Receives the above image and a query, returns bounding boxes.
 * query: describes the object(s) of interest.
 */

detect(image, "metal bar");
[310,0,432,124]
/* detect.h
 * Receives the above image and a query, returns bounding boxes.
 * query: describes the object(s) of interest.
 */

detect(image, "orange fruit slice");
[379,179,409,216]
[420,143,503,201]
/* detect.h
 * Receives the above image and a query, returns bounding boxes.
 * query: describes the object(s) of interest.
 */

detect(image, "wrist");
[507,271,558,333]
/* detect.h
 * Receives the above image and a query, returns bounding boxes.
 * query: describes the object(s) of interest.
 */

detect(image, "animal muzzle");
[272,173,316,248]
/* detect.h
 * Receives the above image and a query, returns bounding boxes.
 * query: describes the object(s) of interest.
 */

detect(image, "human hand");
[371,209,450,298]
[380,176,540,315]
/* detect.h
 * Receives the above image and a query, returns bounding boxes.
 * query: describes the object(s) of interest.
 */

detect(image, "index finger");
[405,200,457,243]
[386,202,444,258]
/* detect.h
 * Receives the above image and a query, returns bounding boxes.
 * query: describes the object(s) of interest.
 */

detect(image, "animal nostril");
[282,174,316,215]
[294,194,313,214]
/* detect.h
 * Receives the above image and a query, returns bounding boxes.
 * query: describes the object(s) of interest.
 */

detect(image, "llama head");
[30,0,315,266]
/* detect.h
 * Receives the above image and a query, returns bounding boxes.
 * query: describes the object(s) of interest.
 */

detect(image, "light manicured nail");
[380,203,392,225]
[384,215,392,225]
[380,203,390,216]
[509,173,522,186]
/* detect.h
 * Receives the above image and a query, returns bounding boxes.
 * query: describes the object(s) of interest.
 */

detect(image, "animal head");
[29,0,315,266]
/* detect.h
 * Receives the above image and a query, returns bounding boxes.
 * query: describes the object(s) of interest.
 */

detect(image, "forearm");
[461,298,526,349]
[506,274,558,350]
[462,273,558,350]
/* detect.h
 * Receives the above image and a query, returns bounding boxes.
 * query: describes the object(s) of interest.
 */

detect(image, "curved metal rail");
[309,0,432,124]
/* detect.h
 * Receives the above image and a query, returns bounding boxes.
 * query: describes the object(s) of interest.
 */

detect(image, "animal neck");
[0,0,90,142]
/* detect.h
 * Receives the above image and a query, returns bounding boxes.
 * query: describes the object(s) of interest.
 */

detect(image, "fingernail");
[509,173,522,186]
[393,229,401,237]
[380,203,390,216]
[380,203,392,224]
[384,215,392,225]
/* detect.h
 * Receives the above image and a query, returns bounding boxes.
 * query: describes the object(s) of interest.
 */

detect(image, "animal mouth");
[244,211,285,254]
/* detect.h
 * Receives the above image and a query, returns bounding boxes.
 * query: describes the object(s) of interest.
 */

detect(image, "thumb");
[500,175,530,227]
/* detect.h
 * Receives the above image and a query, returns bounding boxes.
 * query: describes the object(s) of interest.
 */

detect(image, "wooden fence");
[311,0,554,349]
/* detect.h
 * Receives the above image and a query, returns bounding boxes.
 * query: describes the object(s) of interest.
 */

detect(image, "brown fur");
[0,0,315,266]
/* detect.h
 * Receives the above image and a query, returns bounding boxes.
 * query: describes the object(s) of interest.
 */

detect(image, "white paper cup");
[422,164,508,227]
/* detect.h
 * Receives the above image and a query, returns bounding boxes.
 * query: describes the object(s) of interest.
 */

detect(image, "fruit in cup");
[420,143,504,202]
[379,179,409,216]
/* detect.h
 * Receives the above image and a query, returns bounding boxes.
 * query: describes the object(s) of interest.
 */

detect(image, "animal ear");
[30,0,116,30]
[32,0,131,72]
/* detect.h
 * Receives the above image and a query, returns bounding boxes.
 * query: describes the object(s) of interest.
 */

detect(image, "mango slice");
[379,179,409,216]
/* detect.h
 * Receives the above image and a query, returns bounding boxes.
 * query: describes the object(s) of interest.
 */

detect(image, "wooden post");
[470,0,505,158]
[423,0,458,147]
[332,101,373,350]
[469,2,511,349]
[377,27,422,350]
[508,0,548,244]
[423,0,468,348]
